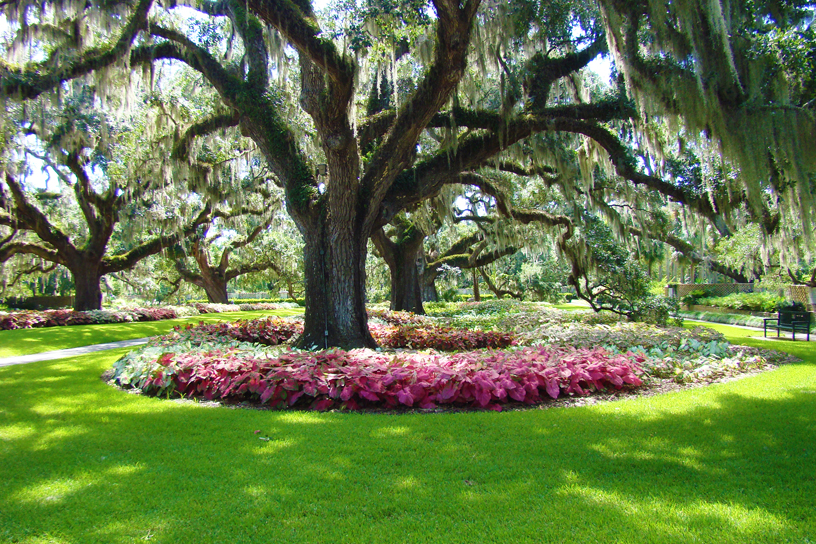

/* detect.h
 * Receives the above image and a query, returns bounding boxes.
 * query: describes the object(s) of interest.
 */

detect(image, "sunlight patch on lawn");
[11,475,97,506]
[0,423,37,442]
[372,425,412,438]
[560,484,793,540]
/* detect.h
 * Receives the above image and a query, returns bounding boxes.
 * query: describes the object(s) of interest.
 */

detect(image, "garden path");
[0,337,150,367]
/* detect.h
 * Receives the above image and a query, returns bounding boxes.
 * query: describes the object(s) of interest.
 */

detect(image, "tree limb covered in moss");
[626,225,749,282]
[360,0,481,232]
[1,260,58,292]
[171,112,242,163]
[2,173,75,256]
[100,205,213,274]
[248,0,354,85]
[0,0,153,100]
[478,268,522,299]
[0,240,64,264]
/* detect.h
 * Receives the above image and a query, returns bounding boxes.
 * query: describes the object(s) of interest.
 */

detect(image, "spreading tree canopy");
[1,0,813,346]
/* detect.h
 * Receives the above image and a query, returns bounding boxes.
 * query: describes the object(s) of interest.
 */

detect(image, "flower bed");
[111,342,644,411]
[109,311,796,411]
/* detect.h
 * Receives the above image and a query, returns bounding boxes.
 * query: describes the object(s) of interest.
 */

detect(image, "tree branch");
[0,241,64,264]
[248,0,354,85]
[360,0,481,231]
[2,173,76,256]
[0,0,153,100]
[627,225,748,283]
[100,205,213,274]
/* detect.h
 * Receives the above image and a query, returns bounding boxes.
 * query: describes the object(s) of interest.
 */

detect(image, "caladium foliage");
[111,343,644,411]
[172,318,516,351]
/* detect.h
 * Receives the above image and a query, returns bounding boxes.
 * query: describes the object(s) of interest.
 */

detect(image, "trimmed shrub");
[696,291,788,313]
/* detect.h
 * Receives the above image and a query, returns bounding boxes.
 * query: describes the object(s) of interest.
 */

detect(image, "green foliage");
[680,311,767,328]
[518,261,568,302]
[697,291,789,312]
[572,215,681,326]
[682,289,712,306]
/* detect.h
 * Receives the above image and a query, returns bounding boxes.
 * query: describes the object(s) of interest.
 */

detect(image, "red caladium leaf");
[474,387,491,407]
[397,388,414,406]
[545,378,560,399]
[359,390,380,402]
[311,398,334,411]
[340,384,355,402]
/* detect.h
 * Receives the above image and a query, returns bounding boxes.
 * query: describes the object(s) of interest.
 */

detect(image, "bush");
[679,311,767,328]
[367,309,428,326]
[628,295,683,326]
[515,320,724,352]
[172,318,303,346]
[176,317,515,351]
[681,289,711,306]
[371,323,515,350]
[696,291,788,312]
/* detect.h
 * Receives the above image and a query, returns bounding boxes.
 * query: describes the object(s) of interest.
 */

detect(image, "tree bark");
[299,221,375,349]
[201,277,230,304]
[389,246,425,314]
[70,263,104,311]
[422,276,439,303]
[372,226,426,314]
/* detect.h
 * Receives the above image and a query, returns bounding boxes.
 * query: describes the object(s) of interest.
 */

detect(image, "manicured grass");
[0,309,303,358]
[0,324,814,543]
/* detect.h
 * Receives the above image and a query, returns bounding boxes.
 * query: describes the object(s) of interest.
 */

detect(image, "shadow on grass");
[1,350,814,543]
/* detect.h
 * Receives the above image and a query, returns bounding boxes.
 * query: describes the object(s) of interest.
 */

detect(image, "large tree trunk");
[388,244,425,314]
[422,279,439,303]
[298,219,376,350]
[201,277,230,304]
[372,227,426,315]
[71,264,104,311]
[422,267,440,302]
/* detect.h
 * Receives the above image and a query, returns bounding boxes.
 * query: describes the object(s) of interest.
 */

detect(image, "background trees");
[0,87,221,310]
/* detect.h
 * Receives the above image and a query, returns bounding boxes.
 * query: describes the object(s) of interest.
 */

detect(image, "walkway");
[0,337,150,368]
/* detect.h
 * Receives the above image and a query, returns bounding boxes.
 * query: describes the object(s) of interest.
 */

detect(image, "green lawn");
[0,309,303,358]
[0,322,814,543]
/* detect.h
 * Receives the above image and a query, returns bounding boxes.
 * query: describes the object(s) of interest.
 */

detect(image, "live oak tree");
[2,0,813,346]
[372,207,520,313]
[172,204,289,304]
[0,80,239,310]
[0,151,216,311]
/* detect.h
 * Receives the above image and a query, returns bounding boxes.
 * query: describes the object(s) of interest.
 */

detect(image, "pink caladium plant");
[114,344,644,412]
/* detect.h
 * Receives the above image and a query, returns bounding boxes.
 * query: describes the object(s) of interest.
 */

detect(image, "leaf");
[397,388,414,406]
[310,398,334,411]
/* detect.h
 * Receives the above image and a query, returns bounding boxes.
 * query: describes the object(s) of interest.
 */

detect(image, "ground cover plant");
[1,318,814,543]
[111,342,644,411]
[109,306,795,412]
[681,311,767,329]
